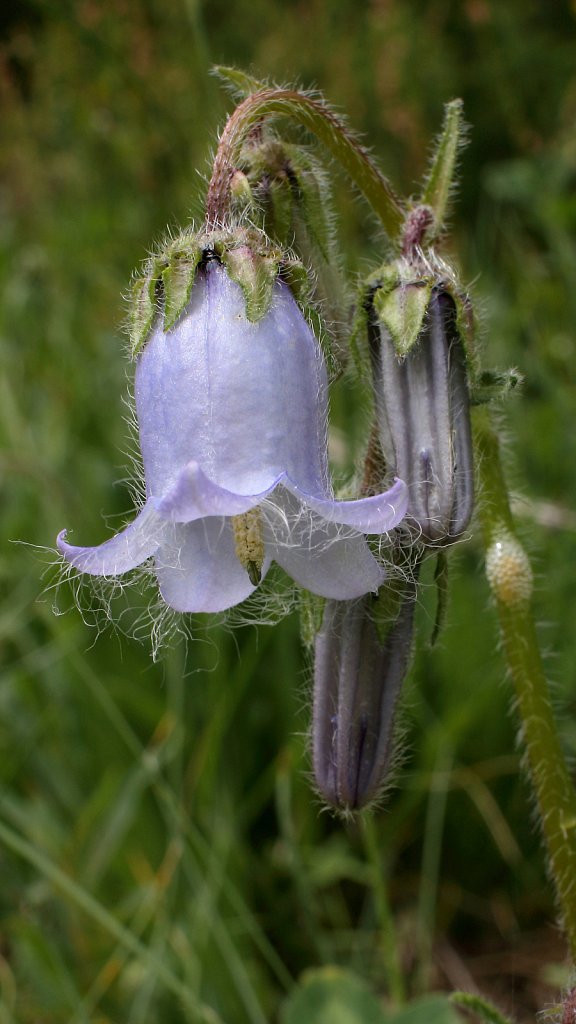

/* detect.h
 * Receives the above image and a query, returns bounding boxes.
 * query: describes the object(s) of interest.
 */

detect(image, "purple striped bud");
[368,283,474,545]
[312,586,416,813]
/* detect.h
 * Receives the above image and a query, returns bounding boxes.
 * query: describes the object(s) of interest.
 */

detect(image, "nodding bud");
[368,285,474,544]
[312,587,416,813]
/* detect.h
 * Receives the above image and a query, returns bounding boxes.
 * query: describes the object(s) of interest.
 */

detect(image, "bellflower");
[313,581,416,812]
[366,260,475,544]
[58,242,408,613]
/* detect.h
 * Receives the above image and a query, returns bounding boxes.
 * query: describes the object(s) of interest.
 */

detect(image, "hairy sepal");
[128,227,311,352]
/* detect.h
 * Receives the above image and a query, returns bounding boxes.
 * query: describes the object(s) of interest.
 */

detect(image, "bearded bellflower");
[58,229,408,613]
[313,579,417,812]
[366,257,475,545]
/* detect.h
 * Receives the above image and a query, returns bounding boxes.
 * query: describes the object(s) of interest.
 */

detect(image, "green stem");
[205,88,404,238]
[475,408,576,961]
[416,744,452,994]
[362,815,405,1004]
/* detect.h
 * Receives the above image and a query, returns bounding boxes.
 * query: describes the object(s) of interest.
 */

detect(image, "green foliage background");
[1,1,576,1021]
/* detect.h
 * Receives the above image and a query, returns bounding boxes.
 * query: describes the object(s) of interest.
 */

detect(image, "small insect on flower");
[58,234,408,614]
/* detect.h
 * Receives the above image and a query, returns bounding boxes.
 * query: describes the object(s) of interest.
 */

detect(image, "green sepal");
[129,224,310,350]
[211,64,266,100]
[372,272,433,357]
[162,250,202,331]
[309,305,339,380]
[450,284,477,370]
[267,176,294,249]
[367,255,477,368]
[349,293,371,376]
[298,590,326,648]
[240,138,287,182]
[235,137,335,265]
[420,98,465,241]
[280,257,312,305]
[470,367,523,405]
[222,244,278,322]
[205,226,311,327]
[285,144,334,263]
[129,271,158,356]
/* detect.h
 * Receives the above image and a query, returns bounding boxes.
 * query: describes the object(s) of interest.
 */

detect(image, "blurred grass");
[1,1,576,1021]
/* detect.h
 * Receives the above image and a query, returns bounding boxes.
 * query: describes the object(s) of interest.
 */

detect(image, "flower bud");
[367,278,474,544]
[229,135,335,265]
[312,585,416,813]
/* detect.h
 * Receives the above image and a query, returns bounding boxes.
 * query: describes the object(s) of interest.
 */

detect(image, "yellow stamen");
[231,508,265,585]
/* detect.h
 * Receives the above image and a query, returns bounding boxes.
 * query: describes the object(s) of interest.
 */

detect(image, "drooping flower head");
[58,227,408,613]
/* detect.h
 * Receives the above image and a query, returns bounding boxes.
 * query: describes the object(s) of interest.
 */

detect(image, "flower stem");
[362,815,406,1004]
[475,407,576,961]
[205,88,404,238]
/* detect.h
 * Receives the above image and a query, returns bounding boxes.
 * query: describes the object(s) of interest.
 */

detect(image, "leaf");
[389,994,462,1024]
[280,967,388,1024]
[449,991,516,1024]
[281,974,462,1024]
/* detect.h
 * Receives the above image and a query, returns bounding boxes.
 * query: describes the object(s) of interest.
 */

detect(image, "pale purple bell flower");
[58,260,408,613]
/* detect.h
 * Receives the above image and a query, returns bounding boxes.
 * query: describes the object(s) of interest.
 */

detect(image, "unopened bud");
[312,587,416,813]
[368,284,474,544]
[229,169,253,209]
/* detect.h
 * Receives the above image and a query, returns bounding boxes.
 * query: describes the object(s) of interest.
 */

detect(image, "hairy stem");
[205,88,404,238]
[362,815,406,1003]
[475,408,576,961]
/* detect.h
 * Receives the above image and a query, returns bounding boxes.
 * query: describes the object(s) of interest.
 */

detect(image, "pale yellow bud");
[485,532,533,607]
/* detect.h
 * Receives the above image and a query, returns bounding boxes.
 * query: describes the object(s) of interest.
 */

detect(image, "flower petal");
[155,460,283,522]
[267,493,385,599]
[57,502,162,575]
[284,476,408,533]
[154,518,272,613]
[135,262,330,499]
